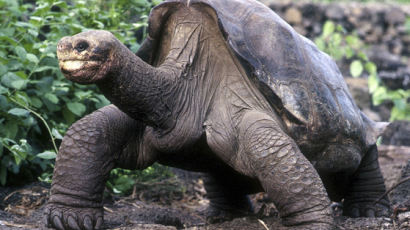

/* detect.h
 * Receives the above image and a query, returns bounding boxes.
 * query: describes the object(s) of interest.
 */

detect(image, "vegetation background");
[0,0,409,195]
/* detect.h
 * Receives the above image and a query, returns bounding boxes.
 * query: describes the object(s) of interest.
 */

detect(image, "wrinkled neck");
[97,43,178,130]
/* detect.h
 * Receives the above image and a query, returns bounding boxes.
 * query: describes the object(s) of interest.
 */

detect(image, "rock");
[301,3,323,21]
[379,67,410,90]
[388,38,404,55]
[378,71,401,90]
[284,7,302,25]
[367,46,406,71]
[398,212,410,230]
[385,8,406,25]
[345,77,371,109]
[386,25,399,40]
[345,77,384,121]
[325,4,345,21]
[373,101,393,122]
[368,25,384,43]
[382,121,410,146]
[357,22,373,38]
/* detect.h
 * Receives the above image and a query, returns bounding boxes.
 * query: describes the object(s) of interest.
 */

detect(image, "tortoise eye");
[75,41,89,52]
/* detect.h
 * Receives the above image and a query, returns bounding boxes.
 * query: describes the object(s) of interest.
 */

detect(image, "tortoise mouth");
[59,59,102,83]
[59,60,100,73]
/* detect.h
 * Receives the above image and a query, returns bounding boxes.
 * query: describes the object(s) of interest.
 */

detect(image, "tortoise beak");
[57,36,73,61]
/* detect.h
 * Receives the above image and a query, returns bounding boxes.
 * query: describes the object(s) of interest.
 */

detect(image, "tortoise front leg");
[234,111,334,229]
[44,105,151,230]
[343,145,390,217]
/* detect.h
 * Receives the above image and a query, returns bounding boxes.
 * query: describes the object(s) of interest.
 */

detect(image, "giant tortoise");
[45,0,390,229]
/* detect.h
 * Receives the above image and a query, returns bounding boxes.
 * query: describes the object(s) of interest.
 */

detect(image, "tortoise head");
[57,30,120,84]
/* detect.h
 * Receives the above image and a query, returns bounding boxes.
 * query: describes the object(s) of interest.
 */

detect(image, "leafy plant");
[106,163,178,196]
[0,0,159,186]
[315,21,371,78]
[315,21,410,121]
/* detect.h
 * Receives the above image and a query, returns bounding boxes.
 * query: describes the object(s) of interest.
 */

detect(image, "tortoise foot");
[44,203,103,230]
[343,201,390,218]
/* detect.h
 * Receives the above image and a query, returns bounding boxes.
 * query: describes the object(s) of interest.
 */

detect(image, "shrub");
[0,0,160,186]
[315,21,410,121]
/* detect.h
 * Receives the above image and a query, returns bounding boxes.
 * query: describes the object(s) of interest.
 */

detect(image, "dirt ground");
[0,145,409,230]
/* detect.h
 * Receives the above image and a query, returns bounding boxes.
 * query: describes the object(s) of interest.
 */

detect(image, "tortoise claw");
[52,215,65,230]
[344,202,390,218]
[44,203,103,230]
[83,215,94,230]
[67,215,80,230]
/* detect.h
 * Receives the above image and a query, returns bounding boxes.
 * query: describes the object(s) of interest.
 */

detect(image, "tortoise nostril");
[57,37,72,51]
[75,41,89,53]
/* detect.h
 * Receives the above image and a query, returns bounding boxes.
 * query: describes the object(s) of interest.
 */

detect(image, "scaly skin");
[234,111,334,228]
[45,105,149,230]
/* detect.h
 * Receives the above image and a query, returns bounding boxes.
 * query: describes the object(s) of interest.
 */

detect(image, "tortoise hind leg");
[343,145,390,217]
[202,168,261,222]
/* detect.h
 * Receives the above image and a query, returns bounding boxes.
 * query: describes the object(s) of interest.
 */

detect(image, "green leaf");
[62,107,76,124]
[8,108,29,117]
[368,74,379,93]
[37,151,57,160]
[44,93,59,104]
[31,97,43,108]
[93,20,105,29]
[67,102,86,116]
[0,95,7,110]
[15,71,27,79]
[345,48,354,59]
[15,92,30,106]
[26,53,39,64]
[322,21,335,38]
[0,85,8,94]
[331,33,342,47]
[390,106,408,121]
[1,72,27,90]
[365,62,377,75]
[357,52,369,61]
[15,46,27,60]
[345,35,360,49]
[95,94,110,109]
[33,66,57,73]
[52,128,63,140]
[393,99,406,110]
[0,28,15,37]
[11,79,27,90]
[14,22,36,29]
[74,91,92,99]
[0,64,7,75]
[350,60,363,78]
[314,38,325,51]
[0,36,18,46]
[372,86,388,105]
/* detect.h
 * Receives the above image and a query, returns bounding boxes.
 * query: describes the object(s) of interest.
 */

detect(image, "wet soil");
[0,145,409,230]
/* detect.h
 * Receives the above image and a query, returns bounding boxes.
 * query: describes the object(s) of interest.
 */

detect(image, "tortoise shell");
[137,0,379,148]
